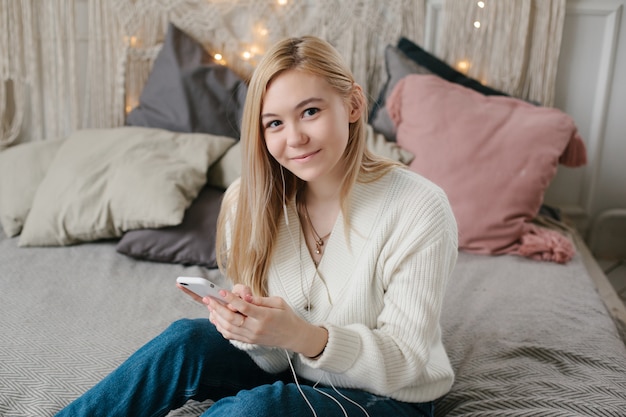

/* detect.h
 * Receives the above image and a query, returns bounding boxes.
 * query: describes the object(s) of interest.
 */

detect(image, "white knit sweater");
[232,167,458,403]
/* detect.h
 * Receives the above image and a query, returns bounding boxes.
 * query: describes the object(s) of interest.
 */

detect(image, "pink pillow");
[387,75,586,262]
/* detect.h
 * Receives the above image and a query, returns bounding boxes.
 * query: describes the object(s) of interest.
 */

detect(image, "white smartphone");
[176,276,227,304]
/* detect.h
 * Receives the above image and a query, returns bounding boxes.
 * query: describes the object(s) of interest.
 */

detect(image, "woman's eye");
[265,120,281,129]
[303,108,319,118]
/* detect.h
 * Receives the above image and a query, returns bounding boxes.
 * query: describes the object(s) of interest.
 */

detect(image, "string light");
[254,22,269,37]
[125,96,138,114]
[277,0,288,5]
[474,1,484,29]
[456,60,470,74]
[214,53,222,61]
[123,36,139,47]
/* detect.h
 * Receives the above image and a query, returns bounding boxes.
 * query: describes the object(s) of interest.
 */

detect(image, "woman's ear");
[348,83,365,123]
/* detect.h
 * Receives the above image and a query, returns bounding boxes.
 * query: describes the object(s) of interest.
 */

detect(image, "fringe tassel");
[559,131,587,167]
[516,223,576,264]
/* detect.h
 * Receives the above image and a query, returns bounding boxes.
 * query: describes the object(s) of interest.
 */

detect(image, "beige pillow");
[205,124,414,189]
[364,124,414,164]
[206,141,242,189]
[19,127,235,246]
[0,139,65,237]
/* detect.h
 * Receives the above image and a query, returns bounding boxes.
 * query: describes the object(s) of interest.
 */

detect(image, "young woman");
[55,36,458,417]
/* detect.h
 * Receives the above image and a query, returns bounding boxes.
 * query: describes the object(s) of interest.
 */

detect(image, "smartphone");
[176,276,227,304]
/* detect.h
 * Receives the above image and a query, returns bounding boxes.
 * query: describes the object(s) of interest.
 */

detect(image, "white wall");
[550,0,625,257]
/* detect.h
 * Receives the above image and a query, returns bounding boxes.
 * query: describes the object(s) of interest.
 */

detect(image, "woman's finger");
[209,307,248,340]
[231,284,254,301]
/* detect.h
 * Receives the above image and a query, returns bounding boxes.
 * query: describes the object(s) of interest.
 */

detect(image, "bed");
[2,19,626,417]
[2,221,626,416]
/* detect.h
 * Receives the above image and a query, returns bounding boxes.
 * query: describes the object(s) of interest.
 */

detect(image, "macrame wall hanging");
[1,0,566,147]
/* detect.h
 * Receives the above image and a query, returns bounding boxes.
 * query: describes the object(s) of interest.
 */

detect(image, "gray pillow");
[126,22,247,139]
[371,41,510,141]
[116,185,224,268]
[370,45,431,142]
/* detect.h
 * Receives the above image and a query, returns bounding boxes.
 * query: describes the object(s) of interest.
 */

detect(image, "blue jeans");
[55,319,434,417]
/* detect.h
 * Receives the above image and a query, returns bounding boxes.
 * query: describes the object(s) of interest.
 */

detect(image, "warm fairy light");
[123,36,139,47]
[277,0,288,5]
[125,96,138,114]
[457,60,470,73]
[242,51,252,60]
[214,53,222,61]
[473,21,481,29]
[255,23,269,38]
[477,1,485,8]
[250,45,261,55]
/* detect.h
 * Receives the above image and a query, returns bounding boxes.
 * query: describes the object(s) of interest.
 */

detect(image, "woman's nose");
[285,124,309,147]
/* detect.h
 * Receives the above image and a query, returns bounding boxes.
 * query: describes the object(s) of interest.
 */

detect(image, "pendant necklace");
[298,199,331,263]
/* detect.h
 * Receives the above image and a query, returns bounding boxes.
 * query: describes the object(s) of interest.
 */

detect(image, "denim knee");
[165,318,213,341]
[206,382,296,417]
[156,318,215,358]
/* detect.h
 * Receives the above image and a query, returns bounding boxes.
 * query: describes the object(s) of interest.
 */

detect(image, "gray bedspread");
[436,251,626,416]
[1,230,625,416]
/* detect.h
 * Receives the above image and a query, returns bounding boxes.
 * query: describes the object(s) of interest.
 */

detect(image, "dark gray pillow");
[370,39,509,141]
[126,22,247,139]
[116,185,224,269]
[370,45,432,141]
[397,37,508,96]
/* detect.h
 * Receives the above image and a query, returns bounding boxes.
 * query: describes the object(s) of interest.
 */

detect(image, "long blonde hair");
[216,36,399,296]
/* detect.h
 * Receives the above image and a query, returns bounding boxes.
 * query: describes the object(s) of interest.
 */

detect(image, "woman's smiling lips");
[291,149,320,162]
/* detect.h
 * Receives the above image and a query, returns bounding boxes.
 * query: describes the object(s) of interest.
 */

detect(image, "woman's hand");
[207,290,328,359]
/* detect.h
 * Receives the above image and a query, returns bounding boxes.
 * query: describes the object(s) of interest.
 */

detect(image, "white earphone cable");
[279,169,370,417]
[285,349,317,417]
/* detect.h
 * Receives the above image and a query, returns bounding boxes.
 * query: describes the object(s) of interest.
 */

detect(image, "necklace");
[298,199,331,261]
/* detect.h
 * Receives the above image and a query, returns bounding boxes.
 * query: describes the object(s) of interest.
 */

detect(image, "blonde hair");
[216,36,400,296]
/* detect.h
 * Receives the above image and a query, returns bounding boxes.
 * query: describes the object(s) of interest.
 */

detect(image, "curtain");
[0,0,78,148]
[437,0,566,106]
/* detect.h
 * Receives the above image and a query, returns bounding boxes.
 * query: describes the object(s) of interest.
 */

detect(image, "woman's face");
[261,70,359,186]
